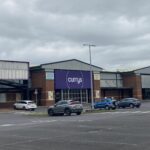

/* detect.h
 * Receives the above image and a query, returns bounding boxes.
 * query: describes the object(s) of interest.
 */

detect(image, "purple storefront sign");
[54,70,91,89]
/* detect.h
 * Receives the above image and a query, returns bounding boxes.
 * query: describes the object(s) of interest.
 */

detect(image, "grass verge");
[84,109,116,114]
[26,109,116,117]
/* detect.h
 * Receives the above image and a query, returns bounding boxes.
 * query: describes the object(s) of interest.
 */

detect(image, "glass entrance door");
[60,89,89,103]
[142,88,150,99]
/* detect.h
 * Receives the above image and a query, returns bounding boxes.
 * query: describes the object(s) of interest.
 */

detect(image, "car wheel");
[105,106,110,110]
[112,107,116,110]
[64,109,71,116]
[14,106,17,110]
[136,105,140,108]
[48,109,54,116]
[76,112,81,115]
[23,106,26,110]
[129,104,134,108]
[117,105,120,109]
[60,113,64,116]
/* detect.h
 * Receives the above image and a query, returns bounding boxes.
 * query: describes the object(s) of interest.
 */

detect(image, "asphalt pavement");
[0,101,150,150]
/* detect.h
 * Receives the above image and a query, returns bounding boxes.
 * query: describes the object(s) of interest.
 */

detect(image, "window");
[0,94,6,103]
[56,101,63,105]
[100,73,123,88]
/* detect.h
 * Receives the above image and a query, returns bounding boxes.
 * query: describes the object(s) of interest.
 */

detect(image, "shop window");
[0,94,6,103]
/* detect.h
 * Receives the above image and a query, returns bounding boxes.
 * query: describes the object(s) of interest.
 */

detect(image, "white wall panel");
[101,80,116,87]
[101,73,123,80]
[101,73,116,79]
[0,61,29,79]
[101,80,123,88]
[12,70,16,79]
[0,94,6,102]
[135,67,150,74]
[142,75,150,88]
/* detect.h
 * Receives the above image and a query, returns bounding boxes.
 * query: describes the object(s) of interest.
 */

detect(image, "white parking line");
[140,111,150,114]
[0,120,57,127]
[112,111,142,114]
[32,120,57,123]
[13,111,33,115]
[0,124,14,127]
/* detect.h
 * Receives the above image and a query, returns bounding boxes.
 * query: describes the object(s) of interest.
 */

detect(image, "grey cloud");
[0,0,150,70]
[35,0,150,17]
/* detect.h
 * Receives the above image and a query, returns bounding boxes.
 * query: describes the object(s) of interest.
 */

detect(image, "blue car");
[94,98,116,110]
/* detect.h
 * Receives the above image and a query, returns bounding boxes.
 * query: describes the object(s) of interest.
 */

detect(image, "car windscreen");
[28,102,35,104]
[69,101,80,104]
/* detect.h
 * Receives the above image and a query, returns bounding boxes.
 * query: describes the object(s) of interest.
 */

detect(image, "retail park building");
[0,59,150,108]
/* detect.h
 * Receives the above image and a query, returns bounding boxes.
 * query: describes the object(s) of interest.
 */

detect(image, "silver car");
[48,100,83,116]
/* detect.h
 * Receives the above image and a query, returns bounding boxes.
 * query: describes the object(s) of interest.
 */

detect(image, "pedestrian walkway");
[0,108,13,113]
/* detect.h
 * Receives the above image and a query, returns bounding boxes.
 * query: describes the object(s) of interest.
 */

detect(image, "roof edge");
[132,66,150,72]
[0,59,29,64]
[40,59,103,70]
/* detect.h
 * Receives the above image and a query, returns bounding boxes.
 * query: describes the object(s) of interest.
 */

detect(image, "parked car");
[13,100,37,111]
[94,98,116,110]
[48,100,83,116]
[112,99,118,107]
[117,98,141,108]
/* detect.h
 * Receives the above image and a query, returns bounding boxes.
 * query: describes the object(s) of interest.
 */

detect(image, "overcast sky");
[0,0,150,70]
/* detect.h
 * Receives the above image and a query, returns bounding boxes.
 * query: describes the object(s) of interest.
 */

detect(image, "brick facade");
[30,70,143,106]
[30,70,55,106]
[93,80,100,102]
[30,68,144,107]
[123,74,142,99]
[45,80,55,105]
[31,70,46,106]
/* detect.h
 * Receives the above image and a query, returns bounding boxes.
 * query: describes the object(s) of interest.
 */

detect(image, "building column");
[45,80,55,106]
[93,73,101,102]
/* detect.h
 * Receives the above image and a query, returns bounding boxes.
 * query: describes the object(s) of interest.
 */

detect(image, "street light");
[83,44,96,109]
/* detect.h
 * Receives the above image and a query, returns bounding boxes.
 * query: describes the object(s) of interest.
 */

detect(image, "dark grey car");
[48,100,83,116]
[117,98,141,108]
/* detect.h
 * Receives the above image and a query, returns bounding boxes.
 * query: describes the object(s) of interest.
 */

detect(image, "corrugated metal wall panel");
[135,67,150,74]
[142,75,150,88]
[101,73,116,80]
[101,73,122,80]
[100,73,123,88]
[0,61,28,79]
[101,80,123,87]
[0,94,6,102]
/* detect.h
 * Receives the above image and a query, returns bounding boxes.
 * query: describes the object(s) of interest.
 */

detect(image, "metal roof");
[31,59,103,72]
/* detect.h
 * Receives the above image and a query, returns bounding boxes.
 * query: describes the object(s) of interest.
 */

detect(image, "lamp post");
[34,89,38,106]
[83,44,96,109]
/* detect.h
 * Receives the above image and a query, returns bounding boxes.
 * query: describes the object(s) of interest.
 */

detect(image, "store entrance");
[55,89,91,103]
[142,88,150,99]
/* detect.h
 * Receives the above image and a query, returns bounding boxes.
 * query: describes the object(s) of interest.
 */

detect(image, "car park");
[117,98,141,108]
[47,100,83,116]
[13,100,37,111]
[94,98,116,110]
